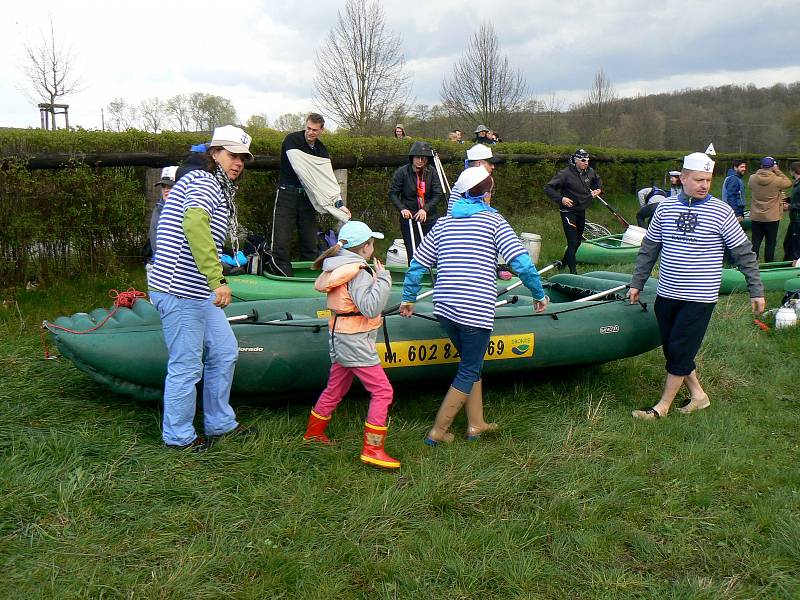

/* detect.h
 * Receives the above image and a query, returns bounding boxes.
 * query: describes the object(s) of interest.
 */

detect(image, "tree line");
[16,3,800,154]
[104,94,310,134]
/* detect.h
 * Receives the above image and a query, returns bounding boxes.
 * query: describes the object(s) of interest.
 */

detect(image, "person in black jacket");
[544,148,603,273]
[783,161,800,261]
[272,113,331,276]
[388,141,444,263]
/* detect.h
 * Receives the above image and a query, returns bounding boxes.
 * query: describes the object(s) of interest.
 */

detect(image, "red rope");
[44,288,147,335]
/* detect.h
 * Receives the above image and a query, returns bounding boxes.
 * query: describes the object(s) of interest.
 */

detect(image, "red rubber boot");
[360,422,401,469]
[303,410,332,444]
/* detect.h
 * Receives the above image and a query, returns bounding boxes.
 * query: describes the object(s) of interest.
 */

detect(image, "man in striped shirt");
[628,152,765,421]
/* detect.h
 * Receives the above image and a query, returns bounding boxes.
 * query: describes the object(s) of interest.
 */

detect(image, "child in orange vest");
[304,221,400,469]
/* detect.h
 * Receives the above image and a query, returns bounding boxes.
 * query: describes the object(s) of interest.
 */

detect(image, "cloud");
[1,0,798,129]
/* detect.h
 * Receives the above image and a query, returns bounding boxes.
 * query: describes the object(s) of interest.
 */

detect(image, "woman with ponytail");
[303,221,400,470]
[148,125,256,452]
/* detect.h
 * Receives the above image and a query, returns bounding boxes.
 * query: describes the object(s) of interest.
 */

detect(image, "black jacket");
[789,178,800,222]
[388,164,444,219]
[279,130,330,187]
[544,165,602,212]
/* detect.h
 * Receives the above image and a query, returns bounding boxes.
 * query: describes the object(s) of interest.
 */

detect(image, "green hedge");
[2,129,767,284]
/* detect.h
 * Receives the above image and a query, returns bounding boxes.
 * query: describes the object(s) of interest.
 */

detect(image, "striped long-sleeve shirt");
[147,170,229,299]
[644,193,748,303]
[406,211,544,329]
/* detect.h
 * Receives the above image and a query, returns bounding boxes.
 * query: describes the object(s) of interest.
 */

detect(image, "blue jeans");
[150,291,239,445]
[437,316,492,394]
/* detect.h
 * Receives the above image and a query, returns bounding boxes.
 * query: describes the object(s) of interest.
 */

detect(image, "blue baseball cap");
[761,156,776,168]
[337,221,384,249]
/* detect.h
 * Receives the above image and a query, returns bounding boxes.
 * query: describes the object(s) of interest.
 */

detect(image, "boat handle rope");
[41,288,147,335]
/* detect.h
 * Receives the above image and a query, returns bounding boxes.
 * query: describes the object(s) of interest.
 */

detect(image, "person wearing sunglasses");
[544,148,603,273]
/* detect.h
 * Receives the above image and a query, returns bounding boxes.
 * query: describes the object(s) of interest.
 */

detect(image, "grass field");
[2,189,799,599]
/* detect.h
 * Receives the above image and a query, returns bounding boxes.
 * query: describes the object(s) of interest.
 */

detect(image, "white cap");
[682,152,715,173]
[467,144,489,160]
[208,125,253,159]
[453,166,492,193]
[154,165,178,187]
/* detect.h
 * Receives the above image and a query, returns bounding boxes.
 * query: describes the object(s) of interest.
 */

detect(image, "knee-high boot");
[464,379,498,441]
[424,386,468,446]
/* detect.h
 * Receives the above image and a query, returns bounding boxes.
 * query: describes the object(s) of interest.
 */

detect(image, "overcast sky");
[3,0,799,131]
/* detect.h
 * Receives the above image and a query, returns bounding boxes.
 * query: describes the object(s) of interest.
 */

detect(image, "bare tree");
[314,0,410,135]
[273,112,307,132]
[106,98,137,131]
[18,17,82,129]
[579,68,618,145]
[139,97,166,133]
[166,94,192,132]
[186,92,238,131]
[440,22,528,136]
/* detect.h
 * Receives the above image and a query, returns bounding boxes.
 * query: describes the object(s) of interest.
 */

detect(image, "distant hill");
[559,82,800,154]
[398,82,800,154]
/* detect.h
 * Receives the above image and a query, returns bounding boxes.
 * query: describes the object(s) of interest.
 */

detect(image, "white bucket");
[499,233,542,265]
[621,225,647,247]
[386,239,408,267]
[775,306,798,329]
[520,232,542,264]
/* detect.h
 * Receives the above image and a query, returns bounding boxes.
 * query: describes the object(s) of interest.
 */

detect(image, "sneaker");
[209,423,258,442]
[165,436,210,453]
[676,394,711,414]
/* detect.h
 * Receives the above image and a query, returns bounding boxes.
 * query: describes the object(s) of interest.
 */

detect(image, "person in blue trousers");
[148,125,257,452]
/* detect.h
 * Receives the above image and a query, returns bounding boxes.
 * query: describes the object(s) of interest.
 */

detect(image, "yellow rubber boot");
[360,422,401,469]
[424,386,468,446]
[465,379,498,441]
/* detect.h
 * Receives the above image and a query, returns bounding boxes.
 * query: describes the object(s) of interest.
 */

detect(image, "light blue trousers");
[150,291,239,446]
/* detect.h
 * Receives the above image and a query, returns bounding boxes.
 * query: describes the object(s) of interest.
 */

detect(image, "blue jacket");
[721,168,746,217]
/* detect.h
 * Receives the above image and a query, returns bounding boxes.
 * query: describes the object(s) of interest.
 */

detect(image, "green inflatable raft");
[720,261,800,294]
[575,235,641,265]
[228,261,435,302]
[45,273,661,401]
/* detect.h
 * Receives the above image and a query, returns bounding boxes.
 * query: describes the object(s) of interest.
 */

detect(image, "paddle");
[496,295,518,308]
[595,196,631,228]
[385,258,560,316]
[432,149,451,196]
[496,260,561,298]
[574,284,628,302]
[227,309,258,323]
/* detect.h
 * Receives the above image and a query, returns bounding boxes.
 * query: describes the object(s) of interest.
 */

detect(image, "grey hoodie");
[321,250,392,367]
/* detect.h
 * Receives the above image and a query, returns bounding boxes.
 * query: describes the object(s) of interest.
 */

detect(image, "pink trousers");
[313,363,394,426]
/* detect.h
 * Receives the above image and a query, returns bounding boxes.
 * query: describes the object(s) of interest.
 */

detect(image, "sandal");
[631,407,662,421]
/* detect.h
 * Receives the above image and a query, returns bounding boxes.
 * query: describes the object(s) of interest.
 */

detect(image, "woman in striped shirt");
[148,125,256,452]
[400,167,549,445]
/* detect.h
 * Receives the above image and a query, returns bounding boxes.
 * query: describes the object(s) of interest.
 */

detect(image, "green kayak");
[720,261,800,294]
[575,235,641,265]
[45,273,660,401]
[228,261,435,301]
